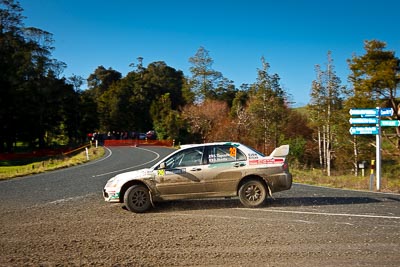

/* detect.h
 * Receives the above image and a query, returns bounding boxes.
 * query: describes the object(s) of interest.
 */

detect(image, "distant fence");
[0,140,174,161]
[0,144,91,161]
[104,139,174,147]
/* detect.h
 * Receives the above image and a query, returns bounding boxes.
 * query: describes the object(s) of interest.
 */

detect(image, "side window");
[207,145,246,163]
[164,147,204,168]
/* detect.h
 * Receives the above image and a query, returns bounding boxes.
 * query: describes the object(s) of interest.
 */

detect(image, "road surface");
[0,146,399,266]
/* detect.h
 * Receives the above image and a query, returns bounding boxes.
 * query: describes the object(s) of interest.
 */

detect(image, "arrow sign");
[381,120,400,127]
[349,126,379,135]
[380,108,394,117]
[349,117,378,124]
[349,108,378,116]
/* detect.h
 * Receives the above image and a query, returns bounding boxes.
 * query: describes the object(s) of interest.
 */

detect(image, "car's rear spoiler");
[269,145,289,158]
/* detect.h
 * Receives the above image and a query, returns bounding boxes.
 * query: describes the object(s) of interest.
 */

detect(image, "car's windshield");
[153,146,204,170]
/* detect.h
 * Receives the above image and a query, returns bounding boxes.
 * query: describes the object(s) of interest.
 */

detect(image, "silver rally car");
[103,142,292,213]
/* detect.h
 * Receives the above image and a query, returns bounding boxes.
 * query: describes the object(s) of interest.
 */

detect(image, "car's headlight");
[106,177,119,188]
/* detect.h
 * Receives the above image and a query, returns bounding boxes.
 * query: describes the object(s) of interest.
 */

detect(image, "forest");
[1,0,399,177]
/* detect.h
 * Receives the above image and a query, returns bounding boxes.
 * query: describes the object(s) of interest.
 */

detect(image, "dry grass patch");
[0,146,105,180]
[293,169,400,193]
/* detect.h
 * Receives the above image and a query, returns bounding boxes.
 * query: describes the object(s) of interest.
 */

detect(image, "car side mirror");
[159,162,166,169]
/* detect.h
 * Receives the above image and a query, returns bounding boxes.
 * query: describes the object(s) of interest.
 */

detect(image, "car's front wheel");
[124,185,152,213]
[238,179,267,208]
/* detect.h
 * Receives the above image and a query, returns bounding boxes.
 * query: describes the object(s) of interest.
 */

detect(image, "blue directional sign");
[349,126,379,135]
[381,120,400,127]
[380,108,394,117]
[349,118,378,124]
[349,108,378,117]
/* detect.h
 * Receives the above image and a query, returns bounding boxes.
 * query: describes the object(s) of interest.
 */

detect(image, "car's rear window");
[208,145,246,163]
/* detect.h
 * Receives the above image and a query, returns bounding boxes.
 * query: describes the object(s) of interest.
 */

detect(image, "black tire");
[124,185,152,213]
[238,179,267,208]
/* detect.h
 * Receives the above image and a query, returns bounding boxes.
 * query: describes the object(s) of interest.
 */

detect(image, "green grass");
[0,146,105,180]
[292,168,400,193]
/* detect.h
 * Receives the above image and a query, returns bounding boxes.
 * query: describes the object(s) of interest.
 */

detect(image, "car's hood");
[114,168,153,181]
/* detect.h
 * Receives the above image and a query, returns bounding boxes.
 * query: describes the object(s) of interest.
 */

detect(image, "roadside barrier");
[61,144,91,156]
[104,139,173,147]
[0,140,174,160]
[0,144,90,161]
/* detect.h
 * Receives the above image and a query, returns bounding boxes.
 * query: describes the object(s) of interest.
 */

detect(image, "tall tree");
[0,0,26,151]
[87,66,122,98]
[188,46,223,101]
[246,57,289,153]
[348,40,400,148]
[0,0,76,150]
[308,51,345,175]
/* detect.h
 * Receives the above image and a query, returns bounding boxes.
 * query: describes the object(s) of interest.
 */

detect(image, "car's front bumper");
[103,189,120,202]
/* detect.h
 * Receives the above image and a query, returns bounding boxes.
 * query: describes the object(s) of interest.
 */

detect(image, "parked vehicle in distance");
[138,133,146,140]
[103,142,292,213]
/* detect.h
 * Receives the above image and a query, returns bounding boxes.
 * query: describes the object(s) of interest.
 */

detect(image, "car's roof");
[179,142,242,149]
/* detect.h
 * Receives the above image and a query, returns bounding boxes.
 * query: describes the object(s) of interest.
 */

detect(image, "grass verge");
[0,146,105,180]
[293,169,400,193]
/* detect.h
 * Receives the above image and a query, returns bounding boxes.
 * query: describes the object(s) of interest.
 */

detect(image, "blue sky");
[19,0,399,107]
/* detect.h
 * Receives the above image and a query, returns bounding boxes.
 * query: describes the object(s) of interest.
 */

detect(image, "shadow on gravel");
[151,198,242,213]
[126,196,382,213]
[268,196,382,207]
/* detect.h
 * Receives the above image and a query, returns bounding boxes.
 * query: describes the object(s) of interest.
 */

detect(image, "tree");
[246,57,289,153]
[68,74,84,92]
[210,77,238,107]
[308,51,345,175]
[0,0,26,151]
[282,109,314,168]
[188,46,223,101]
[230,90,250,142]
[93,61,187,134]
[150,93,183,140]
[182,100,232,142]
[78,90,99,141]
[143,61,186,109]
[348,40,400,148]
[87,66,122,98]
[0,0,77,150]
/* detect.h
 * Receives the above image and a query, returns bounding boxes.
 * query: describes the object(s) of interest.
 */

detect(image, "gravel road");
[1,187,400,266]
[1,146,399,266]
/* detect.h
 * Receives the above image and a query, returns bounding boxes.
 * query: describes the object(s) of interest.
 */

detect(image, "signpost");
[349,107,395,191]
[349,126,379,135]
[380,108,394,117]
[380,120,400,127]
[349,118,378,124]
[349,108,378,117]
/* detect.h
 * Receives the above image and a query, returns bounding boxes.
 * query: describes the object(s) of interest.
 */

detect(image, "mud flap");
[267,184,275,200]
[149,191,156,208]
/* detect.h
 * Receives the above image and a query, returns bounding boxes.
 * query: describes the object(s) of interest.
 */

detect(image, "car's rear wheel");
[124,185,152,213]
[238,179,267,208]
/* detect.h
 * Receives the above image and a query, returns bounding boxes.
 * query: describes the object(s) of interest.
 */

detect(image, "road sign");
[349,126,379,135]
[349,117,378,124]
[348,107,394,191]
[349,108,378,116]
[380,120,400,127]
[380,108,394,117]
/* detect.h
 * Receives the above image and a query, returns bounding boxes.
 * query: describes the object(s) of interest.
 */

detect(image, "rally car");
[103,142,292,213]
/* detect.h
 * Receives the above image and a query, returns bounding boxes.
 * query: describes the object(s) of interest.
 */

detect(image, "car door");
[154,146,206,196]
[202,145,247,194]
